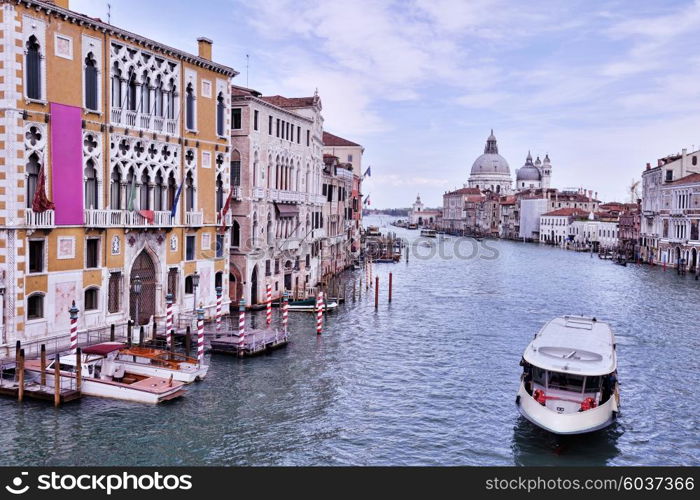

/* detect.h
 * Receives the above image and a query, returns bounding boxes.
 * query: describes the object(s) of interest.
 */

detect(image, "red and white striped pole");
[265,283,272,327]
[215,286,222,331]
[69,301,79,354]
[196,304,204,365]
[282,291,289,333]
[238,298,246,352]
[316,291,324,335]
[165,293,173,348]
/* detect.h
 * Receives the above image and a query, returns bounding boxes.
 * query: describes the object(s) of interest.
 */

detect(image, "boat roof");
[82,342,126,356]
[523,316,616,376]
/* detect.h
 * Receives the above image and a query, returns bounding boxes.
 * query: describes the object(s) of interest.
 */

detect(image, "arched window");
[153,171,164,211]
[154,77,163,117]
[126,168,136,209]
[84,53,98,110]
[84,287,99,311]
[184,275,194,294]
[141,73,150,114]
[127,70,137,111]
[140,171,150,209]
[167,79,176,119]
[216,92,225,136]
[26,153,40,208]
[167,172,176,210]
[27,293,44,320]
[185,170,195,211]
[215,271,223,289]
[186,83,195,130]
[232,220,240,247]
[216,174,224,212]
[111,63,122,108]
[84,159,99,209]
[110,168,122,210]
[267,214,273,246]
[26,36,42,100]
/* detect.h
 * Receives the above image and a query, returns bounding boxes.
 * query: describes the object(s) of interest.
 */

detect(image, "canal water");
[1,215,698,466]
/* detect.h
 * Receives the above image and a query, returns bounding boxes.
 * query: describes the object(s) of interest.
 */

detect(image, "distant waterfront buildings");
[407,194,440,227]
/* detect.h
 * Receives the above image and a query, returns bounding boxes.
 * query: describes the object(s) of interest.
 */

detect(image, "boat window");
[531,366,546,385]
[584,375,601,392]
[547,372,584,392]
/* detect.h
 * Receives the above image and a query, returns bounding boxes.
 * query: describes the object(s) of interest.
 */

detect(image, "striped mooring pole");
[265,283,272,326]
[238,298,246,345]
[196,304,205,365]
[165,293,173,348]
[282,291,289,333]
[316,291,324,335]
[215,286,223,331]
[69,300,79,354]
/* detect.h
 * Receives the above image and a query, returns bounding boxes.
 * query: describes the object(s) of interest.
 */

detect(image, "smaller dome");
[535,156,542,166]
[516,151,542,181]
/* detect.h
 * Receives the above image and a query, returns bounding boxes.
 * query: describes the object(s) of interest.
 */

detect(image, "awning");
[275,203,299,218]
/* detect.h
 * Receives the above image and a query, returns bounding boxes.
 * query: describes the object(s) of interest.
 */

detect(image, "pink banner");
[50,102,84,225]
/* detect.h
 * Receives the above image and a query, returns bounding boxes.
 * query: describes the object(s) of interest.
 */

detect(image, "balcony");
[252,187,266,199]
[216,212,232,227]
[111,108,177,135]
[231,186,243,200]
[24,209,55,229]
[307,193,326,205]
[84,209,174,227]
[268,189,304,203]
[186,211,204,226]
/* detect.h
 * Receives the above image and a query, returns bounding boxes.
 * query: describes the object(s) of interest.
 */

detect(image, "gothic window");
[141,73,151,114]
[167,172,176,210]
[111,63,122,108]
[167,79,177,119]
[26,153,40,208]
[186,83,195,130]
[154,77,164,117]
[267,214,273,246]
[216,174,224,212]
[153,171,164,211]
[185,170,195,211]
[110,168,121,209]
[140,171,150,209]
[217,92,226,136]
[84,53,98,110]
[126,168,136,209]
[127,70,137,111]
[84,159,99,209]
[26,36,42,100]
[232,220,240,248]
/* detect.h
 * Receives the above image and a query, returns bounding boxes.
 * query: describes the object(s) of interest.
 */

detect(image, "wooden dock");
[209,328,289,357]
[0,378,81,404]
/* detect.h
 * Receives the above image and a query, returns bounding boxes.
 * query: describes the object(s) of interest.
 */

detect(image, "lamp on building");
[192,271,200,315]
[132,275,142,325]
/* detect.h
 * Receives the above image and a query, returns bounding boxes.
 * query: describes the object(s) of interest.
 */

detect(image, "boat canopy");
[83,342,126,356]
[523,316,616,376]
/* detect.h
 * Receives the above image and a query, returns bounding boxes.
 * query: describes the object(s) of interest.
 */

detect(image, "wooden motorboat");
[116,344,208,383]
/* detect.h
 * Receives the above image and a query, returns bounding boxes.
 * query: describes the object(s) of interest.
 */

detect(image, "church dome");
[470,130,511,176]
[516,151,541,181]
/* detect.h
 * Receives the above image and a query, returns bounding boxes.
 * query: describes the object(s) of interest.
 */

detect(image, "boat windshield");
[547,372,584,392]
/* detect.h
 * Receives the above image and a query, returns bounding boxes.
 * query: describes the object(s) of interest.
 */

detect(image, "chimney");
[646,162,651,170]
[52,0,70,8]
[197,37,213,60]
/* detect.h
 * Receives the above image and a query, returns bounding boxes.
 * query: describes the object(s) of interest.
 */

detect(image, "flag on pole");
[362,166,372,179]
[169,182,183,218]
[363,194,370,206]
[127,173,137,211]
[218,188,234,233]
[31,165,55,213]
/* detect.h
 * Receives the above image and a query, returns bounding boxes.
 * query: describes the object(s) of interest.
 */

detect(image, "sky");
[72,0,700,208]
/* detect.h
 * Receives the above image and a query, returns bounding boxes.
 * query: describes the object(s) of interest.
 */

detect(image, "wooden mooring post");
[40,344,47,387]
[185,326,192,357]
[14,341,20,381]
[375,277,379,309]
[152,318,157,344]
[127,320,132,347]
[53,353,61,407]
[388,272,393,303]
[110,323,115,342]
[17,349,25,402]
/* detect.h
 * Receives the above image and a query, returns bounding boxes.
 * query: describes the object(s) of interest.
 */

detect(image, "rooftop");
[542,208,590,217]
[445,187,482,196]
[260,95,318,108]
[668,172,700,186]
[323,131,362,147]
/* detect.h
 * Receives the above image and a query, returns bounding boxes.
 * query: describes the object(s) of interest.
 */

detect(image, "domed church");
[467,130,513,194]
[515,152,552,190]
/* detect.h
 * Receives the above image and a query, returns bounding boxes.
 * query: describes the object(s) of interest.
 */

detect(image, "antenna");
[246,54,249,88]
[107,2,111,24]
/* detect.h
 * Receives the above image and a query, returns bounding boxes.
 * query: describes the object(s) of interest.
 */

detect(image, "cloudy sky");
[73,0,700,208]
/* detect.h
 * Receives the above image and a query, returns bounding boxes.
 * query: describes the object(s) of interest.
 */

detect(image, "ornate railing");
[24,208,55,228]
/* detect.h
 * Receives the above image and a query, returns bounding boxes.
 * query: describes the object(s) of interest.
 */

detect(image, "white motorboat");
[115,344,208,383]
[516,315,620,435]
[286,298,339,312]
[420,229,437,238]
[25,343,186,404]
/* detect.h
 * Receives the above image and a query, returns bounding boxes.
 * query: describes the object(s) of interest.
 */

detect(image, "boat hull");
[516,382,619,435]
[115,361,208,383]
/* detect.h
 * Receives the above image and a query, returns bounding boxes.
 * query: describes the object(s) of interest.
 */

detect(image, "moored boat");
[25,343,186,404]
[116,344,208,383]
[286,298,339,312]
[516,315,620,435]
[420,229,437,238]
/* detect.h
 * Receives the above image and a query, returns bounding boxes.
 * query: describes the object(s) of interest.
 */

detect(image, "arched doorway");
[130,250,157,325]
[691,248,698,272]
[250,265,258,306]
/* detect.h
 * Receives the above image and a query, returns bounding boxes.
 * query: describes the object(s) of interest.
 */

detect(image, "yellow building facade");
[0,0,237,347]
